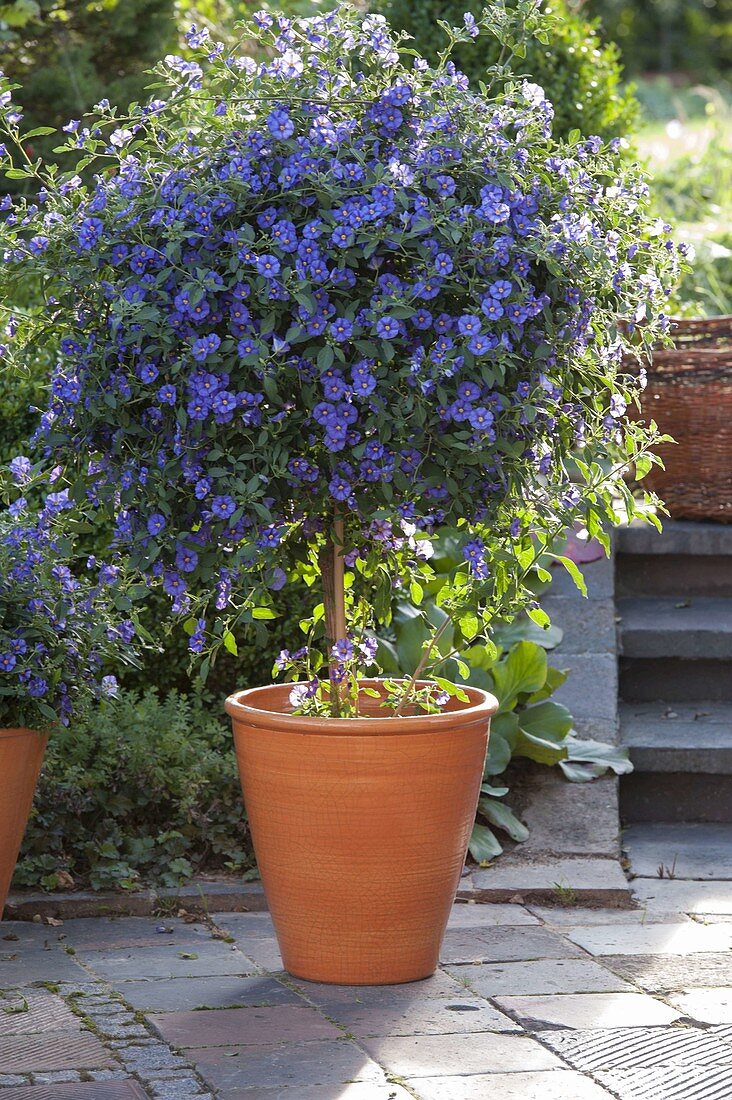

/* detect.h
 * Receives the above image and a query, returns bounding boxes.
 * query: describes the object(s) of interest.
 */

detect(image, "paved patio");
[1,860,731,1100]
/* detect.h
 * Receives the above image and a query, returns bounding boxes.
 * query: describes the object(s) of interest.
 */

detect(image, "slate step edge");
[617,597,732,659]
[4,860,633,921]
[620,701,732,775]
[617,520,732,557]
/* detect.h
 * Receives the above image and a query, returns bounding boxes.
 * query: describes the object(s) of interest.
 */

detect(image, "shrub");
[370,0,640,141]
[15,685,251,892]
[0,6,680,722]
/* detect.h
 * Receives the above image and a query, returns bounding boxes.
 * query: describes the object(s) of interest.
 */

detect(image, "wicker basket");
[639,316,732,523]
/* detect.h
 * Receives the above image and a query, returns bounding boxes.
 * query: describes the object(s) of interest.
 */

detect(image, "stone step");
[617,521,732,558]
[616,553,732,598]
[620,771,732,824]
[617,597,732,660]
[620,657,732,702]
[622,821,732,880]
[620,702,732,774]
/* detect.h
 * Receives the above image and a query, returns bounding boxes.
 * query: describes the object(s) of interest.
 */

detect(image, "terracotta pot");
[225,680,497,985]
[0,727,47,917]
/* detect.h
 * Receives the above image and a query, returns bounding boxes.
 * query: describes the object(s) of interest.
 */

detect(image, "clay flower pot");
[225,680,497,985]
[0,728,48,917]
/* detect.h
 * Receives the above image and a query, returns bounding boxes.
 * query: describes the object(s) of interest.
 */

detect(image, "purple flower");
[329,475,351,501]
[0,652,17,672]
[256,254,281,278]
[147,513,166,535]
[192,333,221,361]
[211,495,236,519]
[375,315,400,340]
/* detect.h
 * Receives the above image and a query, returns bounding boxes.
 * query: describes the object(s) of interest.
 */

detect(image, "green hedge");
[372,0,639,141]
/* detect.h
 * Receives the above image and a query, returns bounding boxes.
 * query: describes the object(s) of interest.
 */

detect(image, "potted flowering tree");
[0,6,679,981]
[0,493,142,916]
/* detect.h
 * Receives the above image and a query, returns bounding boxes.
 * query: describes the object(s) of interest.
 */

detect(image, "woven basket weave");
[640,316,732,523]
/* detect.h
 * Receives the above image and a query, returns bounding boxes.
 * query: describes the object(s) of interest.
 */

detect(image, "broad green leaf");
[564,736,634,776]
[492,616,563,651]
[251,607,276,620]
[519,700,573,742]
[480,783,509,797]
[492,641,547,708]
[478,796,530,842]
[375,638,401,674]
[223,630,238,656]
[514,728,568,766]
[558,760,607,782]
[468,823,503,862]
[526,664,569,703]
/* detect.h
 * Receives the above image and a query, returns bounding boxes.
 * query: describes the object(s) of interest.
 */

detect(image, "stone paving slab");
[624,822,732,879]
[530,905,691,925]
[468,857,631,904]
[0,948,89,986]
[439,924,585,964]
[151,1005,342,1048]
[217,1086,414,1100]
[668,987,732,1023]
[360,1031,562,1076]
[411,1069,617,1099]
[566,920,732,956]
[79,941,260,981]
[495,991,680,1029]
[314,995,520,1037]
[187,1038,387,1090]
[632,878,732,914]
[117,975,301,1013]
[446,902,540,927]
[447,957,634,996]
[57,918,217,950]
[601,952,732,991]
[516,772,620,859]
[290,969,471,1005]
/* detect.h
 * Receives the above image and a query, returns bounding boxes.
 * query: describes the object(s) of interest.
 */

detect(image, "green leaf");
[223,630,238,656]
[492,616,563,651]
[22,126,57,139]
[375,638,401,675]
[514,728,568,766]
[492,641,547,708]
[468,823,503,862]
[434,676,469,702]
[478,797,529,842]
[635,454,653,480]
[251,607,276,620]
[564,736,634,776]
[519,700,573,742]
[409,580,424,605]
[553,555,588,597]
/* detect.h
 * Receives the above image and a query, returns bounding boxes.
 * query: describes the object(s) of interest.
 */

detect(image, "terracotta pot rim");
[0,727,43,739]
[225,678,498,736]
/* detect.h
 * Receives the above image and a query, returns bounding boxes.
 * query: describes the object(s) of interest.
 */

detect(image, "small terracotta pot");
[225,680,497,985]
[0,727,48,917]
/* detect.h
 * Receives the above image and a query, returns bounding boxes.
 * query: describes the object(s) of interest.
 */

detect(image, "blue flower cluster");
[0,500,142,730]
[0,7,680,659]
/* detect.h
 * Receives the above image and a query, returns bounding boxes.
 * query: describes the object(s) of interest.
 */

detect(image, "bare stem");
[319,513,346,717]
[394,615,452,718]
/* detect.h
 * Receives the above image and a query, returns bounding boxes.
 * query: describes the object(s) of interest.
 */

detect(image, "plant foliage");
[0,5,682,718]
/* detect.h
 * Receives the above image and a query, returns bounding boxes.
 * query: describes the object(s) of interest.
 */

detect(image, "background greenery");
[2,0,727,890]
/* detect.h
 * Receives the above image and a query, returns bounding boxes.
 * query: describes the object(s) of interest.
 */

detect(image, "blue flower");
[147,513,166,536]
[192,333,221,361]
[211,495,236,519]
[256,254,281,278]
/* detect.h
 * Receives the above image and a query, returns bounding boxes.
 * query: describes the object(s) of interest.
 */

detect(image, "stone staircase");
[616,521,732,825]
